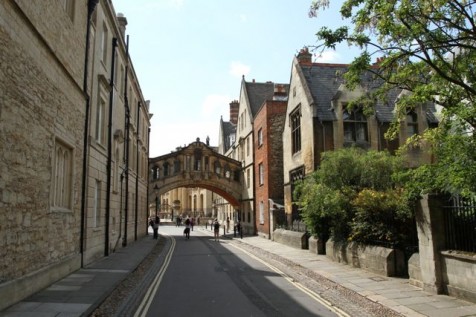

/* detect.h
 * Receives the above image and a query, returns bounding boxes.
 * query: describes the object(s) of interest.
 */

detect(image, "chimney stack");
[297,47,312,65]
[229,100,239,125]
[273,84,287,100]
[117,13,128,40]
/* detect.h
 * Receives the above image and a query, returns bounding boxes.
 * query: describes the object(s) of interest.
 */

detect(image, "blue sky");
[112,0,356,157]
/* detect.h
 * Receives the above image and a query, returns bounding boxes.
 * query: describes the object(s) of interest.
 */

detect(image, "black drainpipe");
[105,37,118,256]
[122,35,130,247]
[134,101,141,240]
[80,0,99,268]
[147,126,151,234]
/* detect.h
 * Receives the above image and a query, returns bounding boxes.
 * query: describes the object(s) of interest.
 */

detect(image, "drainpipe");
[80,0,99,268]
[122,35,130,247]
[134,101,141,240]
[146,126,151,234]
[105,37,118,256]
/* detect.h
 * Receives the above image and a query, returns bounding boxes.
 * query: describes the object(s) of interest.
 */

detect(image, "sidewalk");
[2,226,475,317]
[0,234,159,317]
[216,231,476,317]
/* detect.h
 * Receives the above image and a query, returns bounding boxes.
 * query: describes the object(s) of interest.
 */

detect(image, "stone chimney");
[229,100,239,125]
[117,13,128,40]
[297,47,312,65]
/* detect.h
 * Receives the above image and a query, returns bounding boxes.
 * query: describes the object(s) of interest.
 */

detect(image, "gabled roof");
[244,81,289,118]
[299,63,438,124]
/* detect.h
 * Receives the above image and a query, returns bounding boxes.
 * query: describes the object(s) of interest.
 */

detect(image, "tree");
[309,0,476,197]
[295,148,411,243]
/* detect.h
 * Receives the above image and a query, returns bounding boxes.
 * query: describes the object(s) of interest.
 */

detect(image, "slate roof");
[222,121,236,152]
[300,63,438,124]
[245,81,289,118]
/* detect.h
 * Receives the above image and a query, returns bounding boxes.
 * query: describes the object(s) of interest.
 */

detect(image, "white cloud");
[315,50,340,63]
[229,61,250,78]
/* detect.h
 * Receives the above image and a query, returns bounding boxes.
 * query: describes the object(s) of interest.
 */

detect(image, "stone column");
[416,194,446,294]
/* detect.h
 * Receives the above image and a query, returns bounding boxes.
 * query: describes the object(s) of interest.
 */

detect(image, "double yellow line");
[134,233,176,317]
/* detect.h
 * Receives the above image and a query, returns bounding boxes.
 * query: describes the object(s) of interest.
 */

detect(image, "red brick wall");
[254,100,286,238]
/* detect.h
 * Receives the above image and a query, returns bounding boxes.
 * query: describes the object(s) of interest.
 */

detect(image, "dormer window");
[406,111,418,138]
[343,108,368,146]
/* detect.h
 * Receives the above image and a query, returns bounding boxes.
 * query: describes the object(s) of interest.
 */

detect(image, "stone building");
[282,48,438,224]
[0,0,150,310]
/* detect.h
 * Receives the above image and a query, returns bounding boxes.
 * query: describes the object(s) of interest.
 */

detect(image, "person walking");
[213,219,220,242]
[184,217,191,239]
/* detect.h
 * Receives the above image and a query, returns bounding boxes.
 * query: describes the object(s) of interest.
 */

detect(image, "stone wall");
[272,229,308,250]
[441,252,476,303]
[0,0,87,309]
[326,239,406,277]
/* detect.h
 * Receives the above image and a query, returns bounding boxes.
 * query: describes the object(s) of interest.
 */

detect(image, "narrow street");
[133,226,342,317]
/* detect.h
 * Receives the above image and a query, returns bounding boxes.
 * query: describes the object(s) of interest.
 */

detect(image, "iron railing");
[443,196,476,253]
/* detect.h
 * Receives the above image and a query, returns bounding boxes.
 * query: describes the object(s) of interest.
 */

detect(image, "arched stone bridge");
[149,139,242,207]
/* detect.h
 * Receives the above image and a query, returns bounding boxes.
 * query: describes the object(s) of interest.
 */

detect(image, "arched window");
[214,160,222,175]
[406,111,418,138]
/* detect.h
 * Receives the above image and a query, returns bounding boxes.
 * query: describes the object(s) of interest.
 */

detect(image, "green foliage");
[309,0,476,197]
[295,148,413,245]
[350,188,414,246]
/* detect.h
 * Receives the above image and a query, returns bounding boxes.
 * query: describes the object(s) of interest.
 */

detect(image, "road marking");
[134,233,176,317]
[229,243,350,317]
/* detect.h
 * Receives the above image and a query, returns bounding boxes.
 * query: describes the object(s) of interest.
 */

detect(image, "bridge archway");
[149,139,242,209]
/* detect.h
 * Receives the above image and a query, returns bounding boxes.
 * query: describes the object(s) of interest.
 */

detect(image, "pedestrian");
[191,217,195,231]
[184,217,191,239]
[213,219,220,241]
[151,217,159,239]
[226,217,230,232]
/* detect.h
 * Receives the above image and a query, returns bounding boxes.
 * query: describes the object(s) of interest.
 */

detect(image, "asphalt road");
[134,226,341,317]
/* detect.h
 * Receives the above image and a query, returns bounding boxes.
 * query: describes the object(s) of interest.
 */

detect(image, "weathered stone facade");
[0,0,151,310]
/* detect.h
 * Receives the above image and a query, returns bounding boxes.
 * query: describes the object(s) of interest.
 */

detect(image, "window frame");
[290,105,302,154]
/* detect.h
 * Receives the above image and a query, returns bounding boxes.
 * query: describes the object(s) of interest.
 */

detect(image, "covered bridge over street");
[149,138,242,213]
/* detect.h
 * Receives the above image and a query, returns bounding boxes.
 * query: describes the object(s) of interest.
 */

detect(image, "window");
[246,137,250,156]
[343,108,368,145]
[95,96,106,145]
[120,66,125,95]
[290,106,301,154]
[214,161,221,175]
[246,168,251,188]
[259,163,264,185]
[113,147,119,191]
[259,201,264,225]
[258,128,263,146]
[101,24,108,64]
[93,180,101,227]
[52,139,73,209]
[406,111,418,138]
[61,0,75,20]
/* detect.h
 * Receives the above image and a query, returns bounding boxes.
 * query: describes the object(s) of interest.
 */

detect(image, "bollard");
[223,226,225,236]
[234,226,236,237]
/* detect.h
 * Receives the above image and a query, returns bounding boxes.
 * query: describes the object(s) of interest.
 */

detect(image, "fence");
[443,195,476,253]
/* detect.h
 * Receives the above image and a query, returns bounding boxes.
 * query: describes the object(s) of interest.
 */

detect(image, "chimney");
[229,100,239,125]
[297,47,312,65]
[117,13,128,40]
[273,84,287,100]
